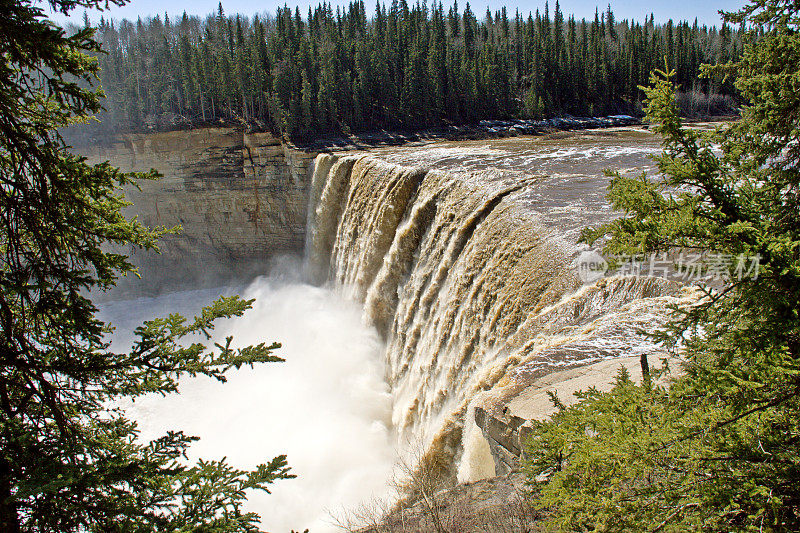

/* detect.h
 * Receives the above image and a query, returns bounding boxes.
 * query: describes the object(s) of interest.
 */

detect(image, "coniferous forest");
[85,1,743,141]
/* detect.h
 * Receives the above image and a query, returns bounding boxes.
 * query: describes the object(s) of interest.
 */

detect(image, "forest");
[83,1,744,141]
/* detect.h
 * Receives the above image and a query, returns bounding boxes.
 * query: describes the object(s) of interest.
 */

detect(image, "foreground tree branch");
[0,0,291,530]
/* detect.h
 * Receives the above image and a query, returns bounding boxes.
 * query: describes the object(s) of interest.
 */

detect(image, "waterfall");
[307,152,690,481]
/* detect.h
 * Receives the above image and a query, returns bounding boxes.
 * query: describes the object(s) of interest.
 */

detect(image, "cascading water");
[307,147,694,482]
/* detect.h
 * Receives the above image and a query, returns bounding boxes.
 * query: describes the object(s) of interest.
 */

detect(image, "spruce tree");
[525,1,800,529]
[0,0,291,530]
[80,3,743,144]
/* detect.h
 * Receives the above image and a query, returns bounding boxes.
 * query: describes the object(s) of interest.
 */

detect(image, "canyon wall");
[79,127,316,293]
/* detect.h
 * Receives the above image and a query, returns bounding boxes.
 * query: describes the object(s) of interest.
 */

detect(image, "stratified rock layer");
[79,128,316,293]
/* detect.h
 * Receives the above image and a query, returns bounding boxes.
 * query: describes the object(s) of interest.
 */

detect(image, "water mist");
[102,259,397,533]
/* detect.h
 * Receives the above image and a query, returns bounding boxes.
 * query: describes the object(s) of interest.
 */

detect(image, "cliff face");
[79,128,316,293]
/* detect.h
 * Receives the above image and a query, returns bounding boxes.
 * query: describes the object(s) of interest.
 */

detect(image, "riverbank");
[293,115,641,151]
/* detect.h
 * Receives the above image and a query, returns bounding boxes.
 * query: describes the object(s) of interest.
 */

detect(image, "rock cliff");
[78,128,316,294]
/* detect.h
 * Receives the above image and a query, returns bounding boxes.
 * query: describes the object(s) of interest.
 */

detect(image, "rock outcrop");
[356,473,542,533]
[473,353,677,475]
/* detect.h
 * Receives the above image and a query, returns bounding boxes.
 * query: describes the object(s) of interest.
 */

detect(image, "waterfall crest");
[307,152,689,480]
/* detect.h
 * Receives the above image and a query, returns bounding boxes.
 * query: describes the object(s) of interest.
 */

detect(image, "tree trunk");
[640,353,651,389]
[0,457,21,533]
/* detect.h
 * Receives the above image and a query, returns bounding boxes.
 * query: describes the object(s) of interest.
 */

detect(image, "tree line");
[81,1,744,141]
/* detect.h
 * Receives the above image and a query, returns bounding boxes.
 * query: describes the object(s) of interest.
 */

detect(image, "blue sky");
[45,0,744,28]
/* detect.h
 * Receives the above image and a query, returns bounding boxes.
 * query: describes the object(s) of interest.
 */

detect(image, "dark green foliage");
[1,0,291,530]
[524,1,800,530]
[79,1,743,141]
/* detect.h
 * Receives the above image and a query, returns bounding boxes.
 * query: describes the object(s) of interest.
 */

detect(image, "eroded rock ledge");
[475,353,675,475]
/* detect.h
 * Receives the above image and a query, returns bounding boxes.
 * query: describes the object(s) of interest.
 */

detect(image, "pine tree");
[83,2,742,140]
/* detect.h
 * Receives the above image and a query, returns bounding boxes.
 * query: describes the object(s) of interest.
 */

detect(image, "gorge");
[87,123,695,531]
